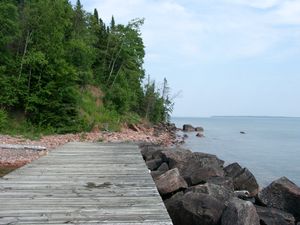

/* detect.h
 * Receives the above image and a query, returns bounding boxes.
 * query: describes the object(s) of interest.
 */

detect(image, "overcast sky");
[71,0,300,117]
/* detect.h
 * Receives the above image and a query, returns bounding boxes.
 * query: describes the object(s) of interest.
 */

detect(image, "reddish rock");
[154,168,188,195]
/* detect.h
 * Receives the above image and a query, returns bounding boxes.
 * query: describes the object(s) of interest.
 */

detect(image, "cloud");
[75,0,300,63]
[227,0,282,9]
[274,1,300,24]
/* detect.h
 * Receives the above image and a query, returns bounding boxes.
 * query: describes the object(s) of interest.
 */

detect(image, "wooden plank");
[0,142,172,225]
[0,144,47,151]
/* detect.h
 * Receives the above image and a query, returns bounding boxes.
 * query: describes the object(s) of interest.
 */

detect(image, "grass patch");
[0,111,55,140]
[0,167,17,177]
[78,88,122,132]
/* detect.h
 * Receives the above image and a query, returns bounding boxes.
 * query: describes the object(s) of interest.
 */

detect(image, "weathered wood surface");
[0,144,47,151]
[0,142,172,225]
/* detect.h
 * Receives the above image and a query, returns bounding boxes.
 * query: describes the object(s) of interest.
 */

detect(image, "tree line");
[0,0,173,133]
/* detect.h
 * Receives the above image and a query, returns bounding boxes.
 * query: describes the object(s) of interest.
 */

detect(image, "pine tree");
[93,8,99,24]
[110,16,115,30]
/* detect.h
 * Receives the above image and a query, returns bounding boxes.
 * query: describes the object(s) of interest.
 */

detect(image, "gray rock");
[150,170,165,180]
[181,192,225,225]
[234,190,250,199]
[256,206,295,225]
[224,162,242,178]
[157,162,169,173]
[196,132,204,137]
[195,127,204,132]
[140,145,165,161]
[146,158,163,171]
[193,152,224,168]
[186,182,234,203]
[221,198,260,225]
[161,148,192,172]
[258,177,300,221]
[189,166,224,185]
[225,163,259,197]
[207,176,235,191]
[233,168,259,197]
[166,192,225,225]
[164,192,185,225]
[154,168,188,196]
[183,124,195,132]
[162,149,225,186]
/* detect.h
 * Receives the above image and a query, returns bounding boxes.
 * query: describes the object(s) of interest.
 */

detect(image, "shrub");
[0,109,8,131]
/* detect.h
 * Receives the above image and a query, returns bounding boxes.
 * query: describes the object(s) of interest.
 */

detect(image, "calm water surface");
[172,117,300,187]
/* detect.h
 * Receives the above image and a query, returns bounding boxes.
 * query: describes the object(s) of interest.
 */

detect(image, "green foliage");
[0,111,55,139]
[0,0,19,48]
[78,88,121,131]
[142,77,173,123]
[0,109,8,130]
[0,0,174,136]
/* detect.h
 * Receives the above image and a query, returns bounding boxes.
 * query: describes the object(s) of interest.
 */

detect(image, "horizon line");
[171,115,300,119]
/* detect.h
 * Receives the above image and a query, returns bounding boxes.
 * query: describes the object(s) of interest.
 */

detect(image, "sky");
[71,0,300,117]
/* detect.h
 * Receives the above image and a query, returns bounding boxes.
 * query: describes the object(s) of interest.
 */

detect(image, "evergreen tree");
[0,0,174,133]
[0,0,20,108]
[110,16,115,30]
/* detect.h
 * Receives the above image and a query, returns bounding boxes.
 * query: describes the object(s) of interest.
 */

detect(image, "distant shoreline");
[172,116,300,119]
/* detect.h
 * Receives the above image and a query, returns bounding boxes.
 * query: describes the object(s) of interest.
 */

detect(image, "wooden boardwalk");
[0,142,172,225]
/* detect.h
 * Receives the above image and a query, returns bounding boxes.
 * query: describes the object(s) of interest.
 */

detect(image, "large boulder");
[157,162,169,173]
[189,166,224,185]
[207,176,235,191]
[221,198,260,225]
[154,168,188,196]
[183,124,195,132]
[258,177,300,221]
[166,192,225,225]
[195,127,204,132]
[233,168,259,197]
[150,170,165,180]
[182,153,225,185]
[193,152,224,168]
[256,206,295,225]
[146,158,163,171]
[183,192,225,225]
[164,192,185,225]
[224,163,242,178]
[161,148,193,172]
[225,163,259,197]
[162,149,225,185]
[140,145,165,161]
[150,162,169,179]
[186,181,234,203]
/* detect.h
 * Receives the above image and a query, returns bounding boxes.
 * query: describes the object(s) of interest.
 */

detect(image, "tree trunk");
[18,30,32,81]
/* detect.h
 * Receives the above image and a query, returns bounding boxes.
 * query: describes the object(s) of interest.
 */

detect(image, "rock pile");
[140,144,300,225]
[182,124,204,133]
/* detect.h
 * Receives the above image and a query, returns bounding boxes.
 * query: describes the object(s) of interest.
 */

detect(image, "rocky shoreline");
[140,126,300,225]
[0,123,178,175]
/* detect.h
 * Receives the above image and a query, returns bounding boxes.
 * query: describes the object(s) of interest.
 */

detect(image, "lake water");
[172,117,300,187]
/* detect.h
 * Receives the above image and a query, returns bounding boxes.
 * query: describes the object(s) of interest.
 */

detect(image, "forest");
[0,0,173,135]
